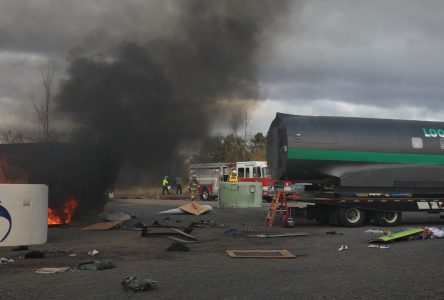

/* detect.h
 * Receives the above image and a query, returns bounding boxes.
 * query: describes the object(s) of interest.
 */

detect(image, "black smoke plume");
[57,1,291,179]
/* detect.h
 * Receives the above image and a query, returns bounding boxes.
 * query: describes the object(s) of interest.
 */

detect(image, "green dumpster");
[218,182,262,208]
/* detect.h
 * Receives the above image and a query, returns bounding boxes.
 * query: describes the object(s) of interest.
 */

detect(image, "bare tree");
[0,130,26,144]
[228,107,243,136]
[33,63,55,141]
[227,104,250,160]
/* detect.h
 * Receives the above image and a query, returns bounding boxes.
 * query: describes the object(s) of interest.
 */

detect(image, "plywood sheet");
[81,221,122,230]
[179,202,210,215]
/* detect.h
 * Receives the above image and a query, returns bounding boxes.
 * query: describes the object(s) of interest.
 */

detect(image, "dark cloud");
[56,0,292,175]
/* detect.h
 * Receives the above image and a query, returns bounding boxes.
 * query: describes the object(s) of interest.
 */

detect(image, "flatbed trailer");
[284,190,444,227]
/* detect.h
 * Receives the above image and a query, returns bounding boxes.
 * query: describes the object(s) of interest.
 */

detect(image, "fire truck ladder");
[265,190,293,227]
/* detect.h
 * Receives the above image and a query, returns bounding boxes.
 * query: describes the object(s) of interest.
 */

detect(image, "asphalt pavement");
[1,198,444,299]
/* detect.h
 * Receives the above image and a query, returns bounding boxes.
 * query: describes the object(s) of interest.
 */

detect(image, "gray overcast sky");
[1,0,444,136]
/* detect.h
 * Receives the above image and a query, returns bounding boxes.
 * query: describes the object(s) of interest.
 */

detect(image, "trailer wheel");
[339,207,365,227]
[201,188,210,201]
[374,211,401,227]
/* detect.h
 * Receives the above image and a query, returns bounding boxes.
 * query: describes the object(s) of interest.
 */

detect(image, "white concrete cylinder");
[0,184,48,247]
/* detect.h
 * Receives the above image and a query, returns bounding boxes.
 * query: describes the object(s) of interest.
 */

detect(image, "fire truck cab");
[236,161,269,180]
[236,161,274,200]
[189,161,273,201]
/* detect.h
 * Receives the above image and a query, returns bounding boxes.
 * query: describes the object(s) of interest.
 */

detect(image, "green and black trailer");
[267,112,444,226]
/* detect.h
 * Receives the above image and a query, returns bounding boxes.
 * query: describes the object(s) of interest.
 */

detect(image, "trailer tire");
[374,211,401,227]
[201,188,210,201]
[339,207,365,227]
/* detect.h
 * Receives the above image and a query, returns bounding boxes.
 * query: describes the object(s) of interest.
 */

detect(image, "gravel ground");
[1,198,444,299]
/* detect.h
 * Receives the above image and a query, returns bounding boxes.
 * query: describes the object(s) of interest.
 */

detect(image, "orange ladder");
[265,190,290,227]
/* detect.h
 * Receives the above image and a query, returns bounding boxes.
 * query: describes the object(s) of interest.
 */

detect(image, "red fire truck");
[188,161,273,200]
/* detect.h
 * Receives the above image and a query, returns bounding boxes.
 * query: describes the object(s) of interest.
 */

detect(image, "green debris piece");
[373,228,423,243]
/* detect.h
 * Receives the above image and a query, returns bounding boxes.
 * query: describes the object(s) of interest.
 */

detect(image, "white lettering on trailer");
[430,202,439,209]
[417,202,430,210]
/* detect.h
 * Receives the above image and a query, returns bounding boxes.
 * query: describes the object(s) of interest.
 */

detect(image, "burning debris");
[48,197,79,225]
[0,143,121,220]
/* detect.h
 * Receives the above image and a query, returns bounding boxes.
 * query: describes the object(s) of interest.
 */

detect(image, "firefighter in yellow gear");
[228,170,238,182]
[189,174,199,201]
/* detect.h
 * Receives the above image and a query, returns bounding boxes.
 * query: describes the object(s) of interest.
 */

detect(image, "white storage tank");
[0,184,48,247]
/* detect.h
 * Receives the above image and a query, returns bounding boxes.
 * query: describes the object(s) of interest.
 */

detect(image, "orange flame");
[48,197,79,225]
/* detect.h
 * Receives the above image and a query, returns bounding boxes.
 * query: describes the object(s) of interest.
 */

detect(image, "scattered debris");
[0,257,14,264]
[166,242,190,252]
[249,233,310,238]
[158,208,187,215]
[141,226,192,237]
[25,250,45,259]
[368,244,390,249]
[190,219,225,228]
[326,231,344,235]
[81,221,122,231]
[102,211,132,222]
[241,224,256,233]
[225,228,241,236]
[183,227,193,234]
[36,267,71,274]
[121,276,156,292]
[226,249,296,259]
[424,227,444,238]
[88,249,99,256]
[159,203,212,215]
[338,245,349,251]
[11,245,28,251]
[369,228,424,243]
[365,229,385,234]
[170,228,199,241]
[78,260,115,271]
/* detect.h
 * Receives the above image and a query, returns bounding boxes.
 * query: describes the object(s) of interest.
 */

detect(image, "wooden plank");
[248,233,310,238]
[178,202,210,215]
[170,228,199,241]
[81,221,122,230]
[167,236,199,243]
[143,228,182,235]
[226,249,296,259]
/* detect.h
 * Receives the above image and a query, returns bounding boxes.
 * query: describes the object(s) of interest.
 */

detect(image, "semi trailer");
[267,113,444,226]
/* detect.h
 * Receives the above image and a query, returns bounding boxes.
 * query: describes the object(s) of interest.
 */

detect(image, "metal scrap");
[121,276,156,292]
